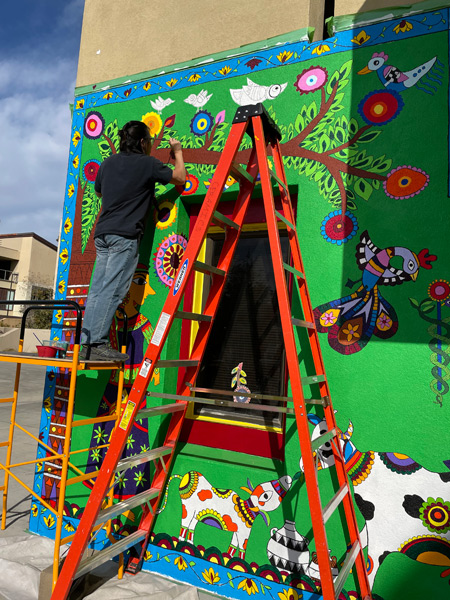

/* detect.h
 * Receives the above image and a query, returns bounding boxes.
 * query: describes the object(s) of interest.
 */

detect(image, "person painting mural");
[80,120,186,361]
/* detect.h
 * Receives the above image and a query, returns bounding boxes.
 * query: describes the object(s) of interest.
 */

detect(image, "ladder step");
[302,374,326,386]
[275,209,295,230]
[0,442,10,448]
[311,427,336,453]
[156,359,199,368]
[116,445,173,473]
[194,260,226,277]
[76,530,147,580]
[0,397,14,404]
[283,263,304,279]
[269,168,287,191]
[230,162,255,184]
[292,318,315,329]
[322,483,348,524]
[334,540,361,599]
[187,385,293,403]
[211,211,239,231]
[94,487,160,527]
[175,310,212,323]
[136,403,186,419]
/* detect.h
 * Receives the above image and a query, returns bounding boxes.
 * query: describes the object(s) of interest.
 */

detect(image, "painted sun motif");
[358,89,404,125]
[293,66,328,94]
[190,110,213,136]
[383,165,429,199]
[420,498,450,534]
[428,279,450,303]
[153,233,188,288]
[153,199,177,230]
[320,210,358,245]
[84,111,105,139]
[83,159,101,182]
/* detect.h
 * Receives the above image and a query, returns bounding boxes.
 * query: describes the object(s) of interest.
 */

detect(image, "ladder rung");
[136,403,186,419]
[0,442,10,448]
[306,396,331,407]
[116,445,173,473]
[311,428,336,453]
[0,486,5,491]
[211,211,239,231]
[193,260,226,277]
[0,398,14,404]
[302,375,326,386]
[334,540,361,599]
[269,168,287,191]
[230,162,255,184]
[283,263,304,279]
[292,318,315,329]
[156,359,199,368]
[322,483,348,524]
[175,310,212,322]
[94,487,160,527]
[187,385,293,403]
[275,209,295,230]
[76,530,146,579]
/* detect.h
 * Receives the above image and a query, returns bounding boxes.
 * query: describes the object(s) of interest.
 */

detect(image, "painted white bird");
[230,78,287,106]
[184,90,213,110]
[150,96,174,113]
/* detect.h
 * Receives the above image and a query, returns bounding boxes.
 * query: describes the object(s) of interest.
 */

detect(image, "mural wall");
[30,4,450,600]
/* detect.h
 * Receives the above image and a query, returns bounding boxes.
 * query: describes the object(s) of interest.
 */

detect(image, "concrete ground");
[0,361,217,600]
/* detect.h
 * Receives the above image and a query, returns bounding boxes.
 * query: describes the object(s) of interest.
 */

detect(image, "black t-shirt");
[94,152,173,239]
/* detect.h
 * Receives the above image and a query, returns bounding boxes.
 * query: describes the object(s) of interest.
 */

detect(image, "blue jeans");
[81,234,139,346]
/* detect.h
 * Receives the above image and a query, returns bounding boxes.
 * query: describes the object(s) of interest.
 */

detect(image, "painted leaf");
[239,377,247,385]
[240,369,247,377]
[420,300,436,314]
[231,367,239,374]
[358,129,382,143]
[354,178,373,201]
[98,140,112,160]
[409,297,419,308]
[231,376,237,388]
[164,114,176,128]
[215,110,226,124]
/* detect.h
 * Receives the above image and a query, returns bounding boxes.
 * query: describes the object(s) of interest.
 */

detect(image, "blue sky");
[0,0,84,244]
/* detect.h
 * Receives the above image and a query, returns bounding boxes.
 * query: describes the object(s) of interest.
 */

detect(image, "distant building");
[0,233,57,320]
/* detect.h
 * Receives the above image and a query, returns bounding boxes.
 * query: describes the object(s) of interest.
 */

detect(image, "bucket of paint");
[36,345,58,358]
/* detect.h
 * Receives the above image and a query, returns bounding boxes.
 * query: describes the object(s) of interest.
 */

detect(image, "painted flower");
[166,78,178,88]
[320,210,358,245]
[394,20,413,34]
[90,448,101,462]
[72,155,79,169]
[64,217,72,234]
[126,434,135,449]
[115,472,128,489]
[154,199,177,230]
[72,131,81,147]
[238,578,259,595]
[428,280,450,303]
[351,30,370,45]
[277,50,293,63]
[190,110,213,136]
[142,111,162,136]
[179,173,199,196]
[342,323,360,342]
[84,111,105,139]
[55,310,62,324]
[246,58,262,70]
[67,183,75,198]
[143,82,151,91]
[144,550,153,561]
[83,159,101,183]
[383,165,429,199]
[420,497,450,533]
[75,99,85,109]
[376,313,392,330]
[103,92,113,100]
[188,73,201,82]
[294,66,328,95]
[134,470,146,486]
[31,504,38,517]
[93,426,107,444]
[58,280,65,294]
[219,65,232,76]
[59,248,69,264]
[202,567,220,584]
[153,233,188,287]
[312,44,330,56]
[175,556,188,571]
[64,521,75,533]
[358,89,404,125]
[320,309,339,327]
[44,514,56,529]
[278,588,301,600]
[124,88,132,97]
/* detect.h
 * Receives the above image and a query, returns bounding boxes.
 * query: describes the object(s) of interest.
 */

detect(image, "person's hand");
[169,138,182,156]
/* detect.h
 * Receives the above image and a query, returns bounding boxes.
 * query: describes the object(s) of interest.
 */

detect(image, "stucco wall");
[76,0,324,87]
[334,0,428,16]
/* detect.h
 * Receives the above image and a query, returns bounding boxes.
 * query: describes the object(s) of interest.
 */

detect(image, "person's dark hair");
[118,120,151,153]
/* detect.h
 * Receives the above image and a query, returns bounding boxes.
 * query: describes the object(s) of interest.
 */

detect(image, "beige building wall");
[334,0,428,17]
[76,0,326,88]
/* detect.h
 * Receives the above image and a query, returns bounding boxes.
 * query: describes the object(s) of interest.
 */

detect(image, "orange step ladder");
[51,103,372,600]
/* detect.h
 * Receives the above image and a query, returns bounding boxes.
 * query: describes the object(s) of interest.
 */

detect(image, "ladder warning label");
[139,358,152,378]
[173,258,188,296]
[151,312,170,346]
[119,400,136,430]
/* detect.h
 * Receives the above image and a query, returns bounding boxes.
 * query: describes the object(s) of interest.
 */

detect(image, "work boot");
[79,344,129,362]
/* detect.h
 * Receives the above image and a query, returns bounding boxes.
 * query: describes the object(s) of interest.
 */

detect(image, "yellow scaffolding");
[0,300,128,590]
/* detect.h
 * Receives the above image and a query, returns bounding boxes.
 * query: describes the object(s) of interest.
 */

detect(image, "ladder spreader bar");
[311,428,337,453]
[302,374,326,386]
[156,359,199,368]
[334,540,361,599]
[322,483,348,524]
[186,386,293,403]
[269,168,287,190]
[136,403,186,419]
[193,260,226,276]
[292,318,315,329]
[76,530,147,580]
[282,263,304,279]
[94,487,160,527]
[230,162,255,184]
[116,446,173,473]
[274,209,295,230]
[212,211,239,231]
[175,310,212,322]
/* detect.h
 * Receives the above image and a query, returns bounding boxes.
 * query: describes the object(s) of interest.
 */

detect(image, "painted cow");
[301,414,450,586]
[158,471,292,559]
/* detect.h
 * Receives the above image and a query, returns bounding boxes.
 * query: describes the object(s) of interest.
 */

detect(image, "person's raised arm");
[168,138,186,186]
